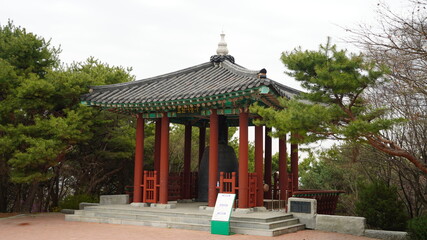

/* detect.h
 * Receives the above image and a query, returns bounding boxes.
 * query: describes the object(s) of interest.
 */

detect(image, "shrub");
[355,181,407,231]
[59,194,98,210]
[407,215,427,240]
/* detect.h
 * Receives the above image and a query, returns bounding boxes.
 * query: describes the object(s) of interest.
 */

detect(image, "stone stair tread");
[231,218,297,225]
[83,210,209,217]
[74,215,208,225]
[231,223,304,231]
[230,218,300,229]
[79,211,211,222]
[67,215,210,227]
[271,223,306,230]
[83,208,212,218]
[230,223,305,237]
[230,214,293,223]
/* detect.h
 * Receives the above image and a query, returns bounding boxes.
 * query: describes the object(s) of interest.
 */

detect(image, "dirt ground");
[0,213,377,240]
[0,212,19,218]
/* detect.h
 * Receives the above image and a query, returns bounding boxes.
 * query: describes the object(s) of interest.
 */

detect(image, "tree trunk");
[0,177,7,212]
[12,184,22,212]
[46,166,61,210]
[22,182,39,213]
[0,158,9,212]
[85,167,123,195]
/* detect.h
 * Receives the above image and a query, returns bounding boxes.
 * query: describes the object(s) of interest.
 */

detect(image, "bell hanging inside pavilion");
[197,115,239,202]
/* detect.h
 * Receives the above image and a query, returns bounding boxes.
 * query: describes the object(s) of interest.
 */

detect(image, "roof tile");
[82,60,300,105]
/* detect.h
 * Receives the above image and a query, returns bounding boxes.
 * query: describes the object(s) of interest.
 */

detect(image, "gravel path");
[0,213,377,240]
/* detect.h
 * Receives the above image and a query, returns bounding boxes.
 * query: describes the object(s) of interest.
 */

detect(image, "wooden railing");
[218,172,237,194]
[217,171,258,208]
[143,170,159,203]
[248,173,257,208]
[189,172,198,199]
[168,172,181,201]
[128,171,198,203]
[292,190,345,215]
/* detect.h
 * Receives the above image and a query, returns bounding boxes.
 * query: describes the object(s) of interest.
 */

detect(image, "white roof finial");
[216,33,229,56]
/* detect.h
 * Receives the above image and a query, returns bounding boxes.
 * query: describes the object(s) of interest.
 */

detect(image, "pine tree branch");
[367,135,427,174]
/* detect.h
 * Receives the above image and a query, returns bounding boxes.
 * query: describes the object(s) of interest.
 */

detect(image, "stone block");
[199,206,214,212]
[79,202,100,209]
[288,197,317,215]
[100,194,129,205]
[130,202,149,207]
[316,214,366,236]
[60,209,75,214]
[288,197,317,229]
[253,206,267,212]
[234,208,253,214]
[364,229,409,240]
[150,203,176,209]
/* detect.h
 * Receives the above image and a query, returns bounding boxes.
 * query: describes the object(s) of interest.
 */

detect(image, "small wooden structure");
[81,34,335,209]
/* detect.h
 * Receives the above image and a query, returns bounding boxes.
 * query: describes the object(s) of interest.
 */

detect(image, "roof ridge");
[91,62,213,90]
[220,60,259,78]
[269,80,302,95]
[219,60,302,96]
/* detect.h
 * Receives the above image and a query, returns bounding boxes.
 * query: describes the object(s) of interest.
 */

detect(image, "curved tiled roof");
[81,60,300,107]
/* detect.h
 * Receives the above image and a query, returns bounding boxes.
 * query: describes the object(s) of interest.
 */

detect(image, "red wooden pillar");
[238,110,249,208]
[198,126,206,166]
[133,114,144,202]
[208,110,218,207]
[254,125,264,207]
[154,119,161,172]
[183,123,192,199]
[159,114,170,204]
[264,127,272,199]
[291,133,299,192]
[278,136,288,201]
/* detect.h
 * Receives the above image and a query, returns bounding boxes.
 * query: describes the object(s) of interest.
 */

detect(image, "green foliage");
[59,194,99,210]
[0,22,133,186]
[65,111,136,195]
[229,139,255,172]
[299,145,366,215]
[300,147,363,191]
[407,215,427,240]
[250,39,402,144]
[355,181,407,230]
[0,20,59,77]
[0,21,136,212]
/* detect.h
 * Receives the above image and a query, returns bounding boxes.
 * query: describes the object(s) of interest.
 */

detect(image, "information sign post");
[211,193,236,235]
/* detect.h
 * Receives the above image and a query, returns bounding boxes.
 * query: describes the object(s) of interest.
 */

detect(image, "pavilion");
[81,34,302,209]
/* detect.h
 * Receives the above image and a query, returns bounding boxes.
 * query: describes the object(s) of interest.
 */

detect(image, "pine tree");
[251,39,427,174]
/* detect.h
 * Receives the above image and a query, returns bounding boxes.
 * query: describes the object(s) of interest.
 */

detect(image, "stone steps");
[232,224,306,237]
[230,218,300,229]
[230,214,294,223]
[66,214,210,231]
[65,205,305,237]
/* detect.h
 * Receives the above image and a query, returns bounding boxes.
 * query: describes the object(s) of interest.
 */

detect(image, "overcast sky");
[0,0,408,90]
[0,0,408,153]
